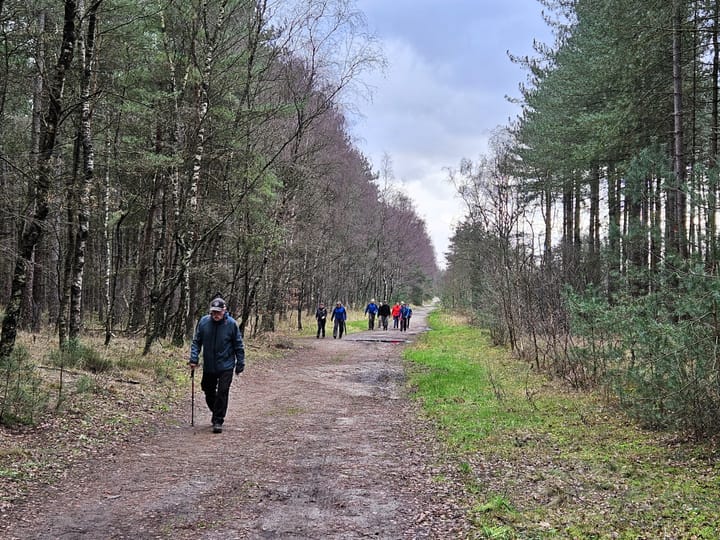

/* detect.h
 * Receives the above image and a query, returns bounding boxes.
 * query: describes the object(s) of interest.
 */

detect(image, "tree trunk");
[103,136,112,344]
[169,0,228,347]
[561,177,573,278]
[0,0,76,362]
[626,167,646,295]
[708,1,719,272]
[607,166,621,299]
[542,179,552,267]
[58,132,81,348]
[69,0,102,340]
[588,164,600,283]
[669,1,686,258]
[651,175,662,282]
[20,10,47,332]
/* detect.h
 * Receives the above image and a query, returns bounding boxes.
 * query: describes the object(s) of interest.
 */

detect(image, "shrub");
[51,339,112,373]
[75,374,96,394]
[568,273,720,439]
[0,346,49,426]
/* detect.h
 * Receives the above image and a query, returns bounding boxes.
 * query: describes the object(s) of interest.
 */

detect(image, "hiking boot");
[212,423,223,434]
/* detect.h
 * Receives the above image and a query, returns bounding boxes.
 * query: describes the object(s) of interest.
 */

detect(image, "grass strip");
[404,310,720,539]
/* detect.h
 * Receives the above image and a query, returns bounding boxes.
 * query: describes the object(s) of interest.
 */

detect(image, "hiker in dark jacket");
[378,301,391,330]
[315,302,328,338]
[331,301,347,339]
[189,297,245,433]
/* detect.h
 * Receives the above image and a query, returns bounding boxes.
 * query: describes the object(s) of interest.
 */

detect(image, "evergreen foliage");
[0,347,47,426]
[443,0,720,438]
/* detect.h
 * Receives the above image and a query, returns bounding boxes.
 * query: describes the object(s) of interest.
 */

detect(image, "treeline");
[0,0,438,362]
[443,0,720,438]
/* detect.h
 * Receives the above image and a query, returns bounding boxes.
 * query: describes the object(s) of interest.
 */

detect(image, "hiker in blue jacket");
[331,301,347,339]
[400,302,411,332]
[364,298,379,330]
[189,297,245,433]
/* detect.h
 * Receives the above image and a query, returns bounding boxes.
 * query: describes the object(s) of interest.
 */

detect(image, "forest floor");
[0,307,475,539]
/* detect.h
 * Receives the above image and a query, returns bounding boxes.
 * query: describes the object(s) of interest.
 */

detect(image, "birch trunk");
[171,0,228,346]
[103,137,112,344]
[69,0,101,340]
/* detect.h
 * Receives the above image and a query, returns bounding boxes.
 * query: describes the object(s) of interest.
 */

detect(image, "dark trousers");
[400,317,408,331]
[380,315,389,330]
[201,369,234,425]
[368,313,376,330]
[333,319,345,338]
[393,316,399,329]
[317,318,326,337]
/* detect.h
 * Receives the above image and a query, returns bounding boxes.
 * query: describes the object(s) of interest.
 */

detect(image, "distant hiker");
[391,302,401,329]
[331,301,347,339]
[400,302,410,332]
[315,302,328,338]
[404,303,413,329]
[378,301,391,330]
[189,297,245,434]
[364,298,379,330]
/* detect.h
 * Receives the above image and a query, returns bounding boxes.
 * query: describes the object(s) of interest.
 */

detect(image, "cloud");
[352,38,488,267]
[351,0,553,268]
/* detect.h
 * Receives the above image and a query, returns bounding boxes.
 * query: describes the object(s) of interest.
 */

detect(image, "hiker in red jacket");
[391,302,401,329]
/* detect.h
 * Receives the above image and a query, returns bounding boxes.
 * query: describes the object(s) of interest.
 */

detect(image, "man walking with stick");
[189,297,245,433]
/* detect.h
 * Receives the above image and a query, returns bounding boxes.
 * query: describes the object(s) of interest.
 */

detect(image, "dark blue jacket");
[190,313,245,373]
[364,302,378,315]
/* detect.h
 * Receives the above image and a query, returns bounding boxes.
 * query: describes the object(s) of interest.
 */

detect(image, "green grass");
[405,313,544,449]
[404,311,720,539]
[345,317,368,333]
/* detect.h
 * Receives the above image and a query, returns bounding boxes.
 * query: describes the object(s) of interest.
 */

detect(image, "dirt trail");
[1,307,471,539]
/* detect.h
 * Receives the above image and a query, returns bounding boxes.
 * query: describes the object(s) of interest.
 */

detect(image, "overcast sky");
[349,0,554,269]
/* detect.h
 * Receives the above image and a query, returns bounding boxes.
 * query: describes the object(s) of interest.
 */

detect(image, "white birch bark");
[172,0,228,345]
[69,0,102,340]
[103,135,112,344]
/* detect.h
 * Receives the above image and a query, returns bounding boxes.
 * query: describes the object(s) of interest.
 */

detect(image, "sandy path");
[2,307,470,539]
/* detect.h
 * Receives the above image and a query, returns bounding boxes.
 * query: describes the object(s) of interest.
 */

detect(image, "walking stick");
[190,368,195,426]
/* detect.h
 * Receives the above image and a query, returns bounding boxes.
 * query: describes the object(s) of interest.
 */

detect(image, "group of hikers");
[313,299,413,339]
[187,293,415,434]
